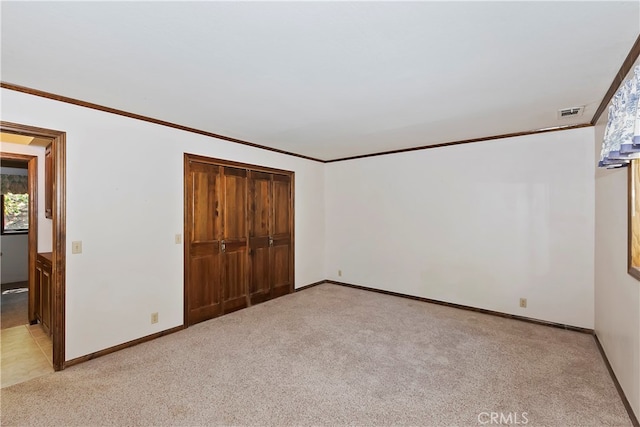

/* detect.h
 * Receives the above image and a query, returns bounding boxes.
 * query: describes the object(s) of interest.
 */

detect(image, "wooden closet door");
[186,161,222,325]
[248,171,272,305]
[270,174,293,298]
[220,167,248,314]
[185,154,294,326]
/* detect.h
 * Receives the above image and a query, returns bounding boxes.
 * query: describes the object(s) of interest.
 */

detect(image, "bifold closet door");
[186,163,249,325]
[185,154,293,326]
[248,171,272,305]
[185,161,223,326]
[248,172,293,305]
[270,174,293,298]
[219,167,248,314]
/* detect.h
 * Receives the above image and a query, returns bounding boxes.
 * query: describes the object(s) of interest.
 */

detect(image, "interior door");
[185,161,222,325]
[248,171,272,305]
[220,166,248,314]
[270,174,293,298]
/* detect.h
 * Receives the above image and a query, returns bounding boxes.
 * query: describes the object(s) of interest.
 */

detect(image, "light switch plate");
[175,234,182,244]
[71,241,82,254]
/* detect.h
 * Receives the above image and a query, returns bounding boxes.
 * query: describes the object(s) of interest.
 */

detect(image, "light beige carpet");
[0,284,632,426]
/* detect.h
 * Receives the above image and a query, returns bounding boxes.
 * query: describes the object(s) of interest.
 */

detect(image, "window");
[629,160,640,280]
[1,170,29,234]
[1,193,29,234]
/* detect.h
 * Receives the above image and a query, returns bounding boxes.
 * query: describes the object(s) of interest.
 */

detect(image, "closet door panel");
[221,167,248,313]
[271,243,291,298]
[186,162,222,325]
[222,246,247,313]
[189,244,222,324]
[191,163,220,242]
[222,167,247,238]
[272,175,290,237]
[250,171,271,237]
[248,171,272,304]
[249,244,270,304]
[271,174,293,296]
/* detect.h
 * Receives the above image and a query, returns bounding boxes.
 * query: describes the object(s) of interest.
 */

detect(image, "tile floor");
[1,323,53,388]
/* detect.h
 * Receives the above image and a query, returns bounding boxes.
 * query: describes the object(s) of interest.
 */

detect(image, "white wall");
[0,141,53,285]
[1,88,325,361]
[2,166,29,175]
[1,234,28,283]
[326,127,595,328]
[594,65,640,419]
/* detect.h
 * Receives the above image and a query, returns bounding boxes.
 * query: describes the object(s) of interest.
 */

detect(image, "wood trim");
[592,35,640,126]
[326,124,593,163]
[593,334,640,427]
[52,130,66,371]
[183,154,190,327]
[294,280,327,292]
[244,168,251,309]
[0,82,324,163]
[0,152,37,324]
[627,162,640,281]
[628,161,632,275]
[290,173,295,294]
[65,325,185,368]
[27,156,37,325]
[628,266,640,281]
[1,121,66,371]
[325,280,594,334]
[0,121,64,139]
[184,153,296,176]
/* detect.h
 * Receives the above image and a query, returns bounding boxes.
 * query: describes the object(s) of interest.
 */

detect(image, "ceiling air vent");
[557,106,584,119]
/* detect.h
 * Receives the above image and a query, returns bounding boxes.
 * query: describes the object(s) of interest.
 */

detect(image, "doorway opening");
[0,122,66,377]
[1,157,31,329]
[0,149,53,386]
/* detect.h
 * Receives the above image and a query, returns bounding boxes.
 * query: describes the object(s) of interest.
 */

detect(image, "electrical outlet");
[175,234,182,244]
[71,241,82,254]
[338,270,342,277]
[151,312,159,324]
[519,298,527,308]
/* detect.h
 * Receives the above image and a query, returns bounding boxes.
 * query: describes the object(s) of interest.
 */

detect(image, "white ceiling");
[1,1,639,161]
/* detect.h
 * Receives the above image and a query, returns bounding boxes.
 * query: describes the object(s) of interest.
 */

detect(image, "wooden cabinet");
[44,144,53,219]
[184,155,293,326]
[35,252,53,335]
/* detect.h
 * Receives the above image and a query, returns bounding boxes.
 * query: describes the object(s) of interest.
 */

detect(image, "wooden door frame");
[0,153,37,323]
[1,121,66,371]
[183,153,294,327]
